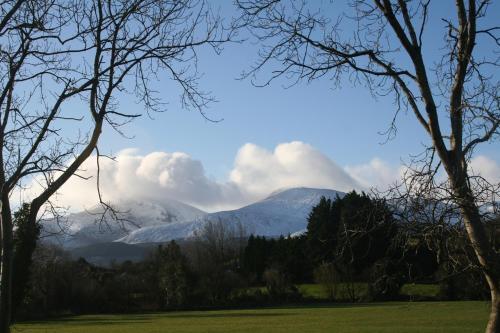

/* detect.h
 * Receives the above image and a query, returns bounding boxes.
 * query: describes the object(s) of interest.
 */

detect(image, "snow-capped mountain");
[208,187,345,237]
[41,198,206,248]
[117,187,345,244]
[41,187,344,248]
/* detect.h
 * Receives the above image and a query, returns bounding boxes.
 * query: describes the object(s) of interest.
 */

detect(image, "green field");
[14,301,490,333]
[250,283,440,301]
[298,283,370,300]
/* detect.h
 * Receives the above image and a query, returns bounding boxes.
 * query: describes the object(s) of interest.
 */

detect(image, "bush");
[369,259,404,301]
[313,263,338,300]
[262,267,299,300]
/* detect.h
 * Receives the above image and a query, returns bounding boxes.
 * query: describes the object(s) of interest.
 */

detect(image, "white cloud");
[17,142,498,213]
[49,149,244,212]
[345,155,500,192]
[344,158,404,190]
[469,155,500,184]
[230,141,360,199]
[19,141,361,212]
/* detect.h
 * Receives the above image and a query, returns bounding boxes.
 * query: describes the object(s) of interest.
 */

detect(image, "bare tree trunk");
[0,1,227,331]
[450,176,500,333]
[235,0,499,331]
[0,200,13,333]
[485,279,500,333]
[489,290,500,333]
[461,208,500,333]
[463,212,499,333]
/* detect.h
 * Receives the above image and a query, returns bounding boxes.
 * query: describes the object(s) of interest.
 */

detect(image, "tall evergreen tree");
[306,196,340,265]
[11,204,40,319]
[335,192,396,277]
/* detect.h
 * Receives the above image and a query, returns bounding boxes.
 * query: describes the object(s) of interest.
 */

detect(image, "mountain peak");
[44,187,347,248]
[263,187,345,203]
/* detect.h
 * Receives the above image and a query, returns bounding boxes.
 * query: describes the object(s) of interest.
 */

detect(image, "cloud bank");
[19,142,499,212]
[230,142,359,199]
[469,155,500,185]
[344,158,405,190]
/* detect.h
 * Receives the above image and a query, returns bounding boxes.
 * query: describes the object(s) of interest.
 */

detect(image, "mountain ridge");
[41,187,345,248]
[117,187,345,244]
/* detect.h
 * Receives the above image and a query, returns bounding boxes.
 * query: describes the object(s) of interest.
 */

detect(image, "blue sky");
[97,0,499,181]
[49,0,498,211]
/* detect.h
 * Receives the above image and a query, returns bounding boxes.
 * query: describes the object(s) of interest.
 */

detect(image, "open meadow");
[14,301,490,333]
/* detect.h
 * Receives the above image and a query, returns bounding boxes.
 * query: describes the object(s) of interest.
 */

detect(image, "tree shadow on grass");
[165,312,296,319]
[18,313,295,328]
[18,302,417,328]
[259,302,413,311]
[21,315,153,327]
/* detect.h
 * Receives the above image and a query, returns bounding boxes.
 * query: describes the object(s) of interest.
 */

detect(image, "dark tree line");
[13,220,249,319]
[11,191,497,319]
[243,192,494,301]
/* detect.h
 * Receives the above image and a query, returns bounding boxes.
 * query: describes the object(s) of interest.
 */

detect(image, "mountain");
[117,187,345,244]
[208,187,345,237]
[40,198,206,248]
[41,187,345,250]
[68,242,153,266]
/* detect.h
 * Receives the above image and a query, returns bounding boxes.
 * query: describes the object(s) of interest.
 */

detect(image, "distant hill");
[41,187,345,251]
[117,187,345,244]
[40,198,206,248]
[68,242,153,266]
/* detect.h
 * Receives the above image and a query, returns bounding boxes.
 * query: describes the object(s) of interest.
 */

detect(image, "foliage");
[191,219,246,304]
[243,235,275,281]
[156,241,190,308]
[306,197,340,265]
[12,204,40,318]
[334,192,397,279]
[313,263,338,300]
[14,194,494,319]
[262,267,299,300]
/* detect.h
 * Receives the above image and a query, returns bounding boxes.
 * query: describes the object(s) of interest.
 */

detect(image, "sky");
[24,1,499,213]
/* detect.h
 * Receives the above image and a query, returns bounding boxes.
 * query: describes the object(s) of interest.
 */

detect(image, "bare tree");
[236,0,499,331]
[191,218,247,303]
[0,0,230,331]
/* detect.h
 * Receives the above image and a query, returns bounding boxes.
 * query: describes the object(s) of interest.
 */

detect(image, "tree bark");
[461,206,500,333]
[449,173,500,333]
[0,199,13,333]
[462,210,499,333]
[487,286,500,333]
[485,277,500,333]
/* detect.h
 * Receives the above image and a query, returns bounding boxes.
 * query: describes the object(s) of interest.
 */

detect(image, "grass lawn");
[298,283,369,300]
[14,301,490,333]
[400,284,441,299]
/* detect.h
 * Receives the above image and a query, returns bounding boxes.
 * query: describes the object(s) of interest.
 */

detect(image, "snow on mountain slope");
[118,187,345,244]
[41,198,205,248]
[115,220,200,244]
[207,187,345,236]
